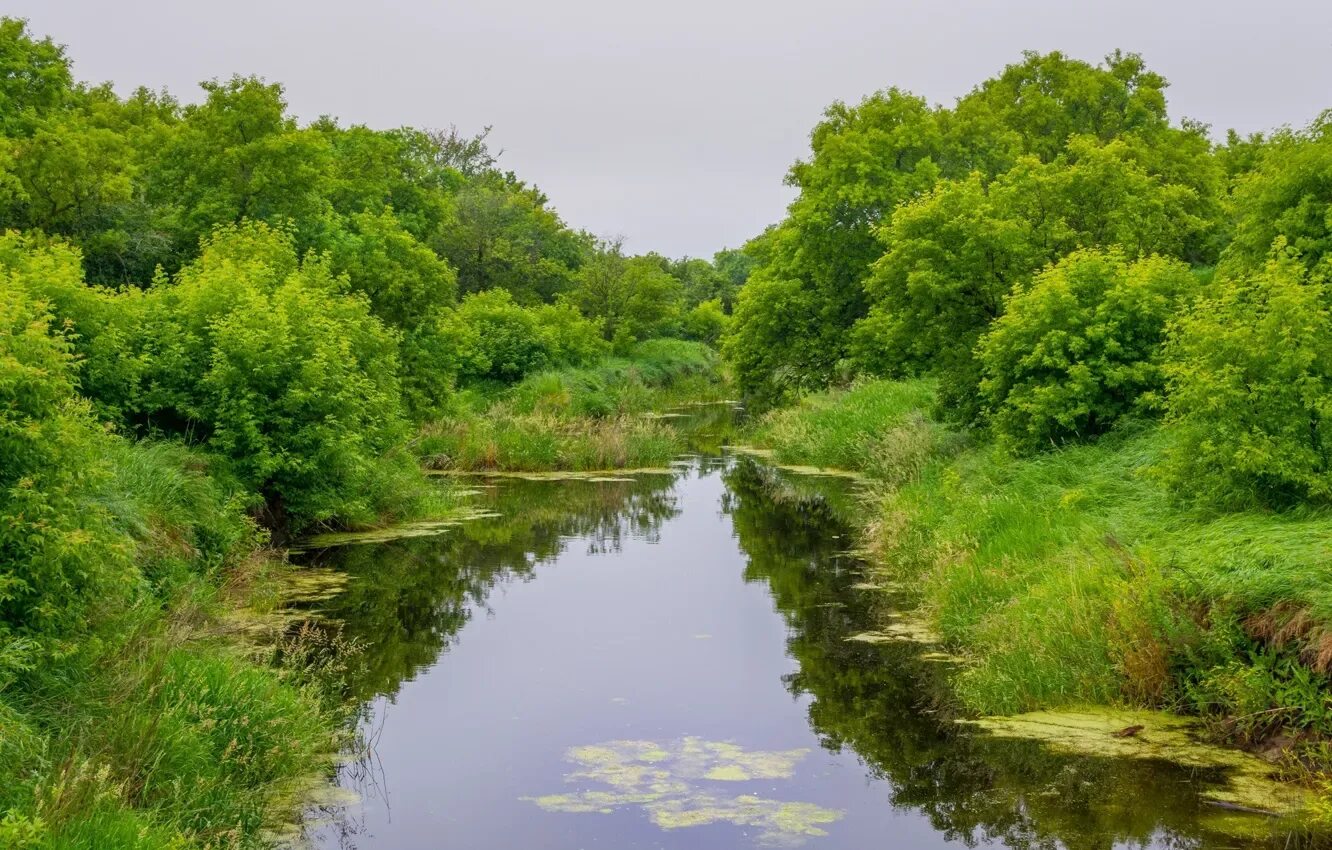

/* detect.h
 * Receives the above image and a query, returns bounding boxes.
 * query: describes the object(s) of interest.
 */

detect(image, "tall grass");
[420,339,724,472]
[0,439,345,849]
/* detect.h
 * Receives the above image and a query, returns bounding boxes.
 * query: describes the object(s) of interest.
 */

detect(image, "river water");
[293,421,1305,849]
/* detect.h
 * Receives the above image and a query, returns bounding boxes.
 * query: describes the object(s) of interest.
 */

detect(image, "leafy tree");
[0,19,74,136]
[147,76,334,260]
[681,298,729,345]
[858,135,1215,419]
[432,171,584,303]
[1163,241,1332,507]
[950,50,1170,163]
[723,274,826,409]
[977,249,1196,452]
[571,244,683,345]
[711,247,753,310]
[130,221,408,527]
[1222,116,1332,278]
[329,208,457,328]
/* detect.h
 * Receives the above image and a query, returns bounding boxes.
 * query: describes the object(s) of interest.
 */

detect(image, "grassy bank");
[0,440,349,850]
[418,339,727,472]
[750,378,1332,794]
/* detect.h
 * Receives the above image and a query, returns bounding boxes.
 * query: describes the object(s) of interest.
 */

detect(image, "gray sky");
[11,0,1332,258]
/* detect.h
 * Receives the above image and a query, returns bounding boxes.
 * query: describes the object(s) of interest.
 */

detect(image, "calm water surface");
[295,426,1302,850]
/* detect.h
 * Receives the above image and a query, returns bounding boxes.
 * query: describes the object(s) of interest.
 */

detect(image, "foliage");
[419,340,721,471]
[128,221,413,527]
[1163,243,1332,507]
[1222,116,1332,278]
[571,245,684,346]
[729,49,1223,406]
[0,273,133,660]
[977,249,1197,452]
[680,298,729,345]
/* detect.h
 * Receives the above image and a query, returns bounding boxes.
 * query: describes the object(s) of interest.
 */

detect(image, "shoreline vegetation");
[8,11,1332,848]
[746,379,1332,820]
[0,18,733,848]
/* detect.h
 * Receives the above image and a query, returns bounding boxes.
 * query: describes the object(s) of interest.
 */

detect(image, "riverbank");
[0,442,353,850]
[416,339,729,472]
[747,378,1332,816]
[0,339,729,848]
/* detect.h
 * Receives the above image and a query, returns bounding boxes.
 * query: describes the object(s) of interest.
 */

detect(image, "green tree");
[130,221,408,527]
[571,244,683,345]
[858,135,1214,419]
[432,171,584,303]
[1222,115,1332,279]
[0,18,74,136]
[978,249,1196,452]
[1163,241,1332,507]
[329,208,457,328]
[147,76,334,260]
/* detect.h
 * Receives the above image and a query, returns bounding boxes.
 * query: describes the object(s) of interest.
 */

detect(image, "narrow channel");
[294,443,1287,849]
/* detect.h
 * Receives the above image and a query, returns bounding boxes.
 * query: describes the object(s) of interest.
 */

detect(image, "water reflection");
[298,448,1311,850]
[298,473,681,701]
[724,457,1302,850]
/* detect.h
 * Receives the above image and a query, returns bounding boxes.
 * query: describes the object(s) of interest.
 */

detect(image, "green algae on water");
[523,737,844,845]
[291,508,501,550]
[965,709,1308,815]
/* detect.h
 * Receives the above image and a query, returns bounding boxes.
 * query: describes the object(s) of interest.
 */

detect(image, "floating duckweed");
[704,764,751,781]
[845,611,941,645]
[292,509,501,550]
[966,709,1308,815]
[431,468,675,481]
[523,737,843,845]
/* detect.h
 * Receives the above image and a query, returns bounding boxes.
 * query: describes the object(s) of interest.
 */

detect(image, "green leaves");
[1163,242,1332,507]
[977,249,1196,452]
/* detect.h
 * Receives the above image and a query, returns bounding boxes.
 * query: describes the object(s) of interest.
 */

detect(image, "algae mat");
[524,737,844,846]
[968,709,1306,815]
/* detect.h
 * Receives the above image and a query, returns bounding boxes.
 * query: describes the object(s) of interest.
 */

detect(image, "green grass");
[0,439,345,850]
[419,339,726,472]
[750,379,1332,749]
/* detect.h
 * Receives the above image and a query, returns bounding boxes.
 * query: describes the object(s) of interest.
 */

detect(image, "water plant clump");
[524,738,844,845]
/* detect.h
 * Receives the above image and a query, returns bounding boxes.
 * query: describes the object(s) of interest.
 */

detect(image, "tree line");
[725,48,1332,509]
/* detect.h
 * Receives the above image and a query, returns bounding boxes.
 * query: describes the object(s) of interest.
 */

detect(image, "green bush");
[680,298,729,345]
[1163,241,1332,507]
[1223,116,1332,278]
[977,249,1196,452]
[0,273,134,664]
[131,221,412,528]
[447,288,551,382]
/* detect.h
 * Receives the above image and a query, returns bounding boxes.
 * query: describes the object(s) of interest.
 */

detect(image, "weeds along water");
[749,377,1332,822]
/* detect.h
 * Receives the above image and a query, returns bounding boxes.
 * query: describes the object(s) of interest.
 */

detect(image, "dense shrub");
[0,275,134,667]
[1163,242,1332,507]
[131,221,412,527]
[447,288,552,382]
[977,249,1196,452]
[1223,117,1332,278]
[680,298,729,345]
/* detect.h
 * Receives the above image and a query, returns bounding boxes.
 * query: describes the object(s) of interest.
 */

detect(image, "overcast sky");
[11,1,1332,258]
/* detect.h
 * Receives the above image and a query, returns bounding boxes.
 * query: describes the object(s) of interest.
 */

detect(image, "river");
[290,415,1305,849]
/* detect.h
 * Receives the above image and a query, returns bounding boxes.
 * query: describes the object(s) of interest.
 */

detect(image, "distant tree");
[571,242,682,346]
[432,171,584,303]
